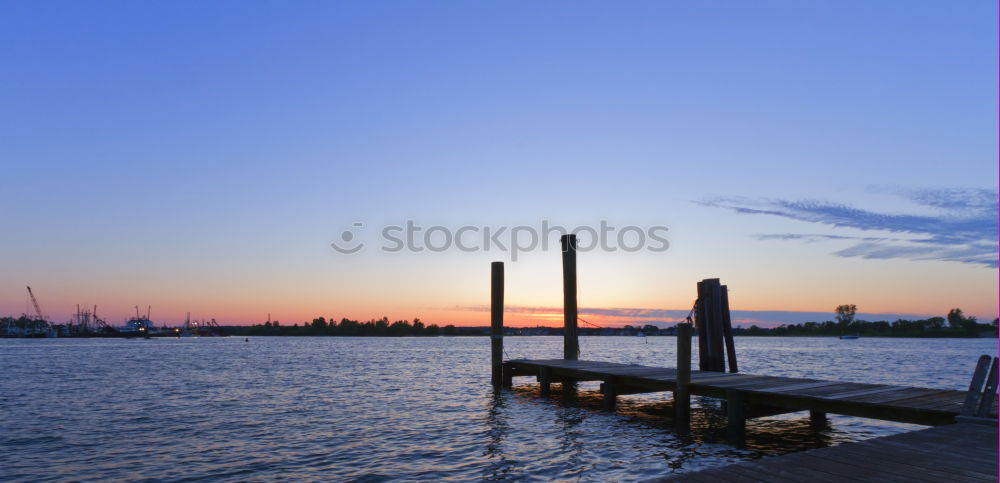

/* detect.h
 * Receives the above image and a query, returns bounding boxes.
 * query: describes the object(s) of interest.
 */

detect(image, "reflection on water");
[0,336,992,481]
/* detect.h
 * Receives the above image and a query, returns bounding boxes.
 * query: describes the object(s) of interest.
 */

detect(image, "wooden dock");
[649,422,998,482]
[485,238,997,480]
[502,359,987,427]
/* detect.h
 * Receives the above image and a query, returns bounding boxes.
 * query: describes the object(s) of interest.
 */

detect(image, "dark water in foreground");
[1,336,994,481]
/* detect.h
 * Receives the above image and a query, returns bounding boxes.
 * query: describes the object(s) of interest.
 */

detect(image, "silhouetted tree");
[947,309,967,329]
[835,304,857,327]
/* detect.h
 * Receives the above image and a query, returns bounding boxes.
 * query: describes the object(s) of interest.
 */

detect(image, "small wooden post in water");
[726,389,746,447]
[809,410,828,429]
[561,234,579,360]
[539,367,552,397]
[675,322,692,432]
[490,261,504,388]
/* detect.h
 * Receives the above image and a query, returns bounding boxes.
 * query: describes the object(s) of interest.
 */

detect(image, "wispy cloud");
[700,188,998,268]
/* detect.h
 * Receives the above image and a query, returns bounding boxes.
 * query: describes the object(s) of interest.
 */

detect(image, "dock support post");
[561,234,579,361]
[601,382,617,410]
[809,410,827,429]
[539,367,551,397]
[561,378,578,403]
[726,389,746,447]
[491,261,504,388]
[675,322,692,432]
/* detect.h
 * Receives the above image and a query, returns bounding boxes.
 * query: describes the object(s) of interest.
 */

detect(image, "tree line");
[735,306,998,338]
[229,317,473,336]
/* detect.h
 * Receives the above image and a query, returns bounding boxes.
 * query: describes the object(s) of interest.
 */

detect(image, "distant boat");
[839,335,859,340]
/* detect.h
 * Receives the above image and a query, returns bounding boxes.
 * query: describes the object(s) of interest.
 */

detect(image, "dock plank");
[649,423,998,482]
[504,359,988,425]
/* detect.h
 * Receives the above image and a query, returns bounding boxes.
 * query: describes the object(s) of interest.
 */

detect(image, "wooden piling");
[696,278,737,373]
[721,286,738,373]
[490,261,504,388]
[707,279,726,372]
[726,389,746,447]
[539,367,552,397]
[601,382,618,410]
[561,234,579,360]
[695,281,709,370]
[675,322,692,432]
[809,410,828,429]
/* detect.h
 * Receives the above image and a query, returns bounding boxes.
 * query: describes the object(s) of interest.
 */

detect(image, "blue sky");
[1,1,996,326]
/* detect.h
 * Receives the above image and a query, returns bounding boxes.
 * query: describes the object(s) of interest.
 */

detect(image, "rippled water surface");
[1,336,994,481]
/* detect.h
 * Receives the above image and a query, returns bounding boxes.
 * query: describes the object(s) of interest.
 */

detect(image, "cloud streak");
[701,188,998,268]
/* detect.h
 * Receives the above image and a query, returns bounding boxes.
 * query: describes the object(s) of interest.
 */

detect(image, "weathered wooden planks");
[503,358,976,426]
[649,423,999,482]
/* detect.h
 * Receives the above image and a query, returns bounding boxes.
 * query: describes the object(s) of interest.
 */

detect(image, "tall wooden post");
[696,278,736,373]
[721,286,738,373]
[695,281,709,370]
[705,279,725,372]
[675,322,692,432]
[561,234,578,360]
[491,261,504,388]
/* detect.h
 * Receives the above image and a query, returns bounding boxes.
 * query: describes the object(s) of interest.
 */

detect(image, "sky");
[1,1,997,328]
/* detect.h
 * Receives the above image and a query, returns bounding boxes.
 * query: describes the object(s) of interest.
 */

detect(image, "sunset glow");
[0,1,995,328]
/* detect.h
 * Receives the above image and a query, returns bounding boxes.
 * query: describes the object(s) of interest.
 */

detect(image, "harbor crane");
[26,286,46,321]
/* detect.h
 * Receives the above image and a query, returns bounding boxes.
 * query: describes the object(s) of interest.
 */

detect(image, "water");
[1,336,994,482]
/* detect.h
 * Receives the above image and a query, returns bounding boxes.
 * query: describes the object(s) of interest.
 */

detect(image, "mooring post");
[491,261,504,388]
[720,285,738,373]
[695,281,709,370]
[675,322,692,432]
[705,278,725,372]
[561,234,579,360]
[726,389,746,447]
